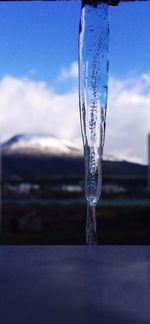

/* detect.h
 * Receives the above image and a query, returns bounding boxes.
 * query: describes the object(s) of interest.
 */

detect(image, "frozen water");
[79,1,109,244]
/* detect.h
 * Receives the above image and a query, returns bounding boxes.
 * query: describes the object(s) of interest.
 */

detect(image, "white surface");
[0,246,150,324]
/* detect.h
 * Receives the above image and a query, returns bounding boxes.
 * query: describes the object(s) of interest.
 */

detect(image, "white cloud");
[104,73,150,164]
[0,70,150,164]
[0,75,81,147]
[57,61,78,82]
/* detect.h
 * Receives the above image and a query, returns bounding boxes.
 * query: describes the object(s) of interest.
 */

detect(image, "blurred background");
[0,1,150,244]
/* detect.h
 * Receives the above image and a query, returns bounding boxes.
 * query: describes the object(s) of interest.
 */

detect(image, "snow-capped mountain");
[1,133,122,161]
[2,134,82,157]
[104,154,122,162]
[1,134,146,181]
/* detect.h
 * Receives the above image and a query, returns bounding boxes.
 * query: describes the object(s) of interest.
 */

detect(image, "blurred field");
[1,174,150,244]
[1,151,150,244]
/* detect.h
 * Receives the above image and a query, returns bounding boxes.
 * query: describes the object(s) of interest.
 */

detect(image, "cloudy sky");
[0,1,150,164]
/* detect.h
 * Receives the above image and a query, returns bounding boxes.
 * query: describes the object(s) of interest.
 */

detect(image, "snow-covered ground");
[0,246,149,324]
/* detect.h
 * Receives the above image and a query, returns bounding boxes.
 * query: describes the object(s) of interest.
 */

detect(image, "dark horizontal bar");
[82,0,148,5]
[1,0,149,7]
[1,0,149,2]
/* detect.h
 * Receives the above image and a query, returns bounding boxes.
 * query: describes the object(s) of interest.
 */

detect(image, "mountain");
[2,134,81,157]
[1,134,83,181]
[1,134,147,182]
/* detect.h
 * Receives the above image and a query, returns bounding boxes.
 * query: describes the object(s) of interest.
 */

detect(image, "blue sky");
[109,2,150,78]
[0,1,80,92]
[0,1,150,163]
[0,1,150,88]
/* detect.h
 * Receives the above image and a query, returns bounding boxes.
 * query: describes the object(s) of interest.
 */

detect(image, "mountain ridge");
[1,134,147,182]
[2,133,81,157]
[1,133,125,162]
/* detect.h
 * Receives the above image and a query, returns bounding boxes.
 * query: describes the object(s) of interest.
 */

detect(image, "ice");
[79,1,109,244]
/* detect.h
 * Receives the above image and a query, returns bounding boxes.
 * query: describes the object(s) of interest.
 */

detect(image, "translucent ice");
[79,1,109,244]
